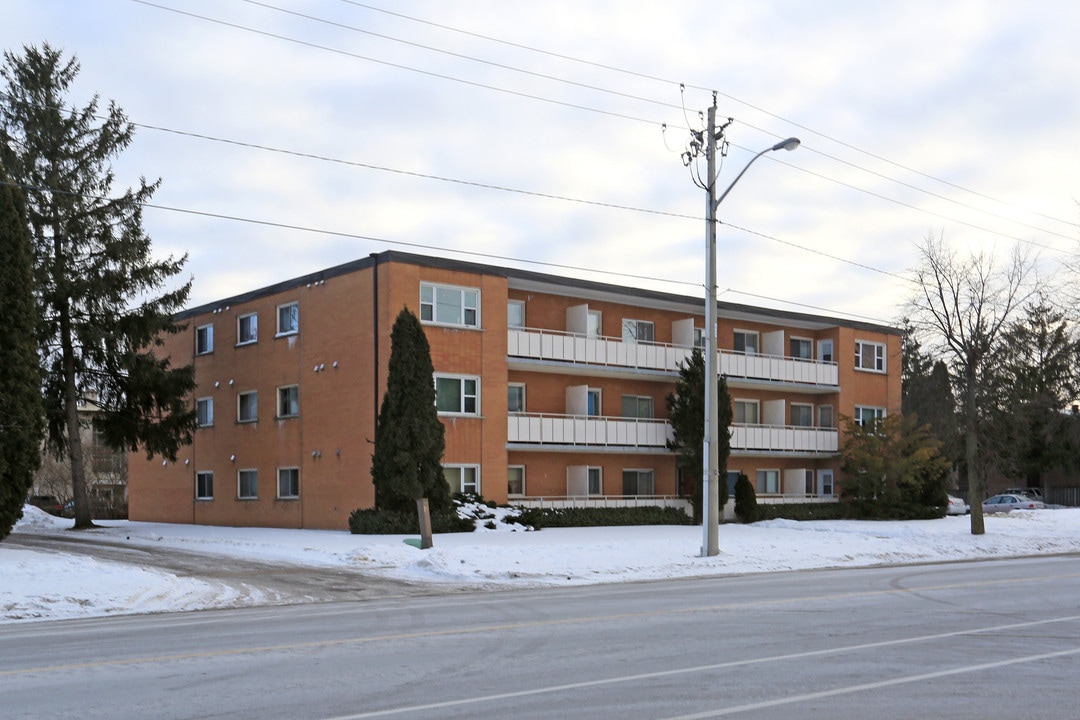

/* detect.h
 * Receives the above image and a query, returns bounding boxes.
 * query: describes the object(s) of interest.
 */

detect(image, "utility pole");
[701,97,721,557]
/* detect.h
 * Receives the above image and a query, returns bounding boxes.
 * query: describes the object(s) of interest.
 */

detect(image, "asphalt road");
[2,551,1079,719]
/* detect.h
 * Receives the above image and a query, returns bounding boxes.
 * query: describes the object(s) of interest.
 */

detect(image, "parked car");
[1005,487,1043,501]
[946,495,969,515]
[27,495,64,516]
[982,494,1045,513]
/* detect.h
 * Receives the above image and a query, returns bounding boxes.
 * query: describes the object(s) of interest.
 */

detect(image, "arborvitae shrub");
[348,508,474,534]
[734,473,758,523]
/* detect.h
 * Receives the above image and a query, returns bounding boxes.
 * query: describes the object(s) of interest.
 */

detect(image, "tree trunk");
[60,304,92,529]
[966,364,984,535]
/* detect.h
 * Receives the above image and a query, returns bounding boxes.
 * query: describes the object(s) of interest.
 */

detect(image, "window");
[855,340,886,372]
[588,467,602,495]
[622,395,653,419]
[734,399,759,424]
[818,469,835,496]
[693,327,706,349]
[277,302,298,336]
[791,404,813,427]
[756,469,779,494]
[734,330,758,355]
[507,466,525,496]
[420,283,479,328]
[790,337,812,359]
[587,389,602,417]
[507,300,525,329]
[277,467,299,499]
[196,324,213,355]
[818,339,834,363]
[238,391,258,423]
[237,313,257,345]
[804,469,815,494]
[854,406,886,427]
[622,469,654,496]
[435,376,479,415]
[818,405,835,428]
[195,471,213,500]
[277,385,299,418]
[621,319,654,344]
[444,465,479,495]
[238,469,258,499]
[196,397,214,427]
[587,310,602,338]
[726,470,740,498]
[508,383,525,414]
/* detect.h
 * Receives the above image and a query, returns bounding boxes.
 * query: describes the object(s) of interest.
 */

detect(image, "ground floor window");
[726,470,740,498]
[507,466,525,496]
[196,471,213,500]
[622,469,654,496]
[238,469,258,499]
[756,469,779,494]
[277,467,299,499]
[818,469,835,496]
[445,465,480,495]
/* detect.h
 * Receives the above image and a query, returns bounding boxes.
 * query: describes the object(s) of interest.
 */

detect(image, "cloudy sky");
[3,1,1079,325]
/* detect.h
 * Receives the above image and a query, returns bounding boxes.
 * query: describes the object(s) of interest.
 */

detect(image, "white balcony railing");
[508,328,838,386]
[507,414,838,455]
[730,424,839,454]
[507,413,673,448]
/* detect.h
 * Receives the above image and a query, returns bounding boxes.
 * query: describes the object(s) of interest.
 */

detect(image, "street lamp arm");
[712,137,800,211]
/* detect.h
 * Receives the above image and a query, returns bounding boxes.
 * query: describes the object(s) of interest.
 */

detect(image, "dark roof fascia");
[174,249,900,335]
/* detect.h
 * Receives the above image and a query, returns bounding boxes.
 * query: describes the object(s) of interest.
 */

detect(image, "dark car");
[27,495,64,516]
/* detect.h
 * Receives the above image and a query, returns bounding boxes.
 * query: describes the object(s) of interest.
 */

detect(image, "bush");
[753,501,946,522]
[510,506,694,529]
[734,473,758,523]
[348,507,474,534]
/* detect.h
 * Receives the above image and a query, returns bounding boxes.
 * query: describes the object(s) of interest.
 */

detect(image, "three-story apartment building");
[128,251,901,529]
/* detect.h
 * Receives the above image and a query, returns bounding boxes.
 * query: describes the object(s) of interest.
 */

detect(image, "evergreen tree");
[1,44,195,529]
[733,473,757,523]
[371,307,450,514]
[665,348,732,523]
[901,323,960,465]
[0,169,44,541]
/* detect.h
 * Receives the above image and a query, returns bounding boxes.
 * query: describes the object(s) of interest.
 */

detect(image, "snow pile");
[4,505,1080,624]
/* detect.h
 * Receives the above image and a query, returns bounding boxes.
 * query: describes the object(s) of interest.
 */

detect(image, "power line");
[338,0,1080,232]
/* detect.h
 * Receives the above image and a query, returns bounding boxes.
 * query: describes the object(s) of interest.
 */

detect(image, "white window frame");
[587,310,602,338]
[756,469,780,494]
[790,403,814,427]
[276,302,299,337]
[444,464,480,495]
[621,394,654,419]
[622,469,655,496]
[818,405,835,429]
[435,375,480,415]
[277,467,299,499]
[621,318,655,344]
[693,327,706,349]
[508,383,525,414]
[587,467,603,495]
[237,390,258,423]
[195,324,213,355]
[734,329,759,355]
[420,283,480,328]
[854,406,887,427]
[195,471,213,500]
[507,300,525,329]
[277,385,299,418]
[196,397,214,428]
[237,312,258,346]
[237,469,258,499]
[734,399,759,425]
[855,340,886,372]
[818,469,835,497]
[507,465,525,497]
[790,336,812,360]
[818,338,834,363]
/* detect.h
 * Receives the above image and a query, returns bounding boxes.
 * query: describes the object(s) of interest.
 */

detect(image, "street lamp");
[700,103,799,557]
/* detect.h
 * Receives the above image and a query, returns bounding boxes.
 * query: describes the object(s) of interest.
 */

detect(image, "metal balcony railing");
[507,413,673,448]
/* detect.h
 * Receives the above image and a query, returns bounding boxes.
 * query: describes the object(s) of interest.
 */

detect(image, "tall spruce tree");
[0,168,44,541]
[371,307,451,514]
[665,348,732,523]
[0,44,195,529]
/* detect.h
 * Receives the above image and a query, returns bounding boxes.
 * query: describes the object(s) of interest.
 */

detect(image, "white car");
[946,495,969,515]
[982,494,1046,513]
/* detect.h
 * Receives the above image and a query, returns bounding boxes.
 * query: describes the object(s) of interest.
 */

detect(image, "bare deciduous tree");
[906,233,1037,535]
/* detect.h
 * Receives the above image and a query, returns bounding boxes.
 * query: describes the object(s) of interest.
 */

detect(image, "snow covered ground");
[4,504,1080,624]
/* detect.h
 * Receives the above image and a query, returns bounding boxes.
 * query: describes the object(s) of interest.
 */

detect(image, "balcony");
[507,413,673,451]
[507,328,838,388]
[730,424,838,455]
